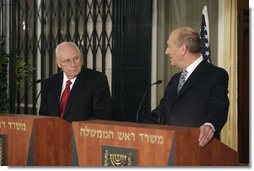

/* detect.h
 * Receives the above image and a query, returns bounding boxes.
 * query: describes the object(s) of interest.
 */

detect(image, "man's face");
[56,44,82,79]
[165,31,185,68]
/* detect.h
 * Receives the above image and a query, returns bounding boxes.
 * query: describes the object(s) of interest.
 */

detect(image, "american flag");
[200,5,211,63]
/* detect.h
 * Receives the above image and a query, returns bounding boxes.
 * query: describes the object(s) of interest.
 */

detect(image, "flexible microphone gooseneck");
[19,79,41,105]
[32,80,44,114]
[17,79,41,114]
[136,80,162,122]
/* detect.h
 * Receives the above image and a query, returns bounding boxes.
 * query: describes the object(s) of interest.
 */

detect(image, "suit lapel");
[63,68,87,116]
[175,60,207,98]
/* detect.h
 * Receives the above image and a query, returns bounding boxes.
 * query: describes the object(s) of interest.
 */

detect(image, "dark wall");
[112,0,152,122]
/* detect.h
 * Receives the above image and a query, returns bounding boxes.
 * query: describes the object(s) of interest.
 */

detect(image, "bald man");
[143,27,229,147]
[39,42,111,121]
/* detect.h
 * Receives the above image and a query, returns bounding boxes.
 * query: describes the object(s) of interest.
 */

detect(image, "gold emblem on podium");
[102,145,136,166]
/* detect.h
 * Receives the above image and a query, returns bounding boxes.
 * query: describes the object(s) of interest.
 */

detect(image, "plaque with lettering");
[102,145,136,166]
[0,134,7,166]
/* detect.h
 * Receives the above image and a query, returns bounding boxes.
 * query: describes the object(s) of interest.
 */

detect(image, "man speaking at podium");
[143,27,229,147]
[39,42,111,122]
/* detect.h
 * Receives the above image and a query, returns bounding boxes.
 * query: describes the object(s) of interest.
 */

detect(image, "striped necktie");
[177,70,188,94]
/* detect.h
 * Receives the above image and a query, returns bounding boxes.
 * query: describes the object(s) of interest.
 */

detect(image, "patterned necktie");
[59,80,72,118]
[177,70,188,94]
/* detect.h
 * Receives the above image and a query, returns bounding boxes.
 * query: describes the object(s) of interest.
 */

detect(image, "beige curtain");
[219,0,238,151]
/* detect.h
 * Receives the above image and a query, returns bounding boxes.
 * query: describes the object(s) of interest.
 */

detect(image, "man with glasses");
[39,42,111,121]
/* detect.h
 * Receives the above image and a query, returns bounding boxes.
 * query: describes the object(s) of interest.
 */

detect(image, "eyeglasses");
[59,56,80,65]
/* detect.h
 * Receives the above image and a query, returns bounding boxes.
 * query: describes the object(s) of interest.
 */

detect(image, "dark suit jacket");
[143,60,229,139]
[39,67,111,122]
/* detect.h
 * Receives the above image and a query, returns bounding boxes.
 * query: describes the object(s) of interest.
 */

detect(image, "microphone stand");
[32,90,42,115]
[136,80,162,123]
[17,79,41,114]
[136,86,150,122]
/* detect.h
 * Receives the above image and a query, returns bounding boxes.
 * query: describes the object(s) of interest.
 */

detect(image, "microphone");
[32,80,44,114]
[32,89,42,114]
[18,79,41,113]
[19,79,41,105]
[136,80,162,122]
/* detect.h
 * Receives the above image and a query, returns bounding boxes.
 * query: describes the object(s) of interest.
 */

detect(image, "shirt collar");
[63,72,77,84]
[185,56,203,75]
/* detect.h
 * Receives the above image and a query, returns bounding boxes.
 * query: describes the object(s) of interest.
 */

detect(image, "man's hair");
[175,27,201,54]
[55,41,81,59]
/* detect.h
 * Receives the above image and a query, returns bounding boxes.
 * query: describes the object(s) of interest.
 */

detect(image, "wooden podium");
[0,113,72,166]
[72,120,239,166]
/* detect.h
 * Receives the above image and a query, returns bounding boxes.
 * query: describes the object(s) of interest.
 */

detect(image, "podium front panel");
[0,114,72,166]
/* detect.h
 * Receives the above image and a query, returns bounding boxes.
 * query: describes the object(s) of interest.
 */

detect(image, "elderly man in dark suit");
[143,27,229,147]
[39,42,111,122]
